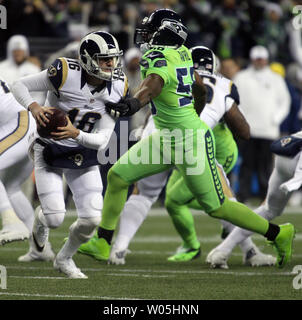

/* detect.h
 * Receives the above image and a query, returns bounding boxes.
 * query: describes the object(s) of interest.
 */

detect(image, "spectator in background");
[220,57,241,79]
[0,35,45,105]
[255,2,286,62]
[37,0,69,38]
[234,45,290,203]
[5,0,48,38]
[88,0,129,50]
[179,0,213,48]
[287,0,302,68]
[211,0,251,59]
[270,62,301,135]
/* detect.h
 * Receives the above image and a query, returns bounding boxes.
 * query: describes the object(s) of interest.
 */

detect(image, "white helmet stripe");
[87,33,109,53]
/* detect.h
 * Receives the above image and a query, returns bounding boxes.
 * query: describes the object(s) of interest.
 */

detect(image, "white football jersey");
[43,57,128,147]
[0,77,25,124]
[199,71,240,129]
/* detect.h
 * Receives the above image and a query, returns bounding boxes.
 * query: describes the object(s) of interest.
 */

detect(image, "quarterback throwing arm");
[10,57,125,152]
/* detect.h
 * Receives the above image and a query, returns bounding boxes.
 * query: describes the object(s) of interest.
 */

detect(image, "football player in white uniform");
[0,77,37,246]
[206,132,302,268]
[10,31,128,278]
[100,46,275,267]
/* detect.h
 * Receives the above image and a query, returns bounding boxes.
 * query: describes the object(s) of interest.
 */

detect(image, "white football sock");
[59,217,100,258]
[215,204,273,254]
[9,191,34,232]
[114,194,153,251]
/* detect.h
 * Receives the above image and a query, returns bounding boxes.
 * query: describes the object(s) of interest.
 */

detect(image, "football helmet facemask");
[79,31,123,81]
[134,9,187,51]
[190,46,218,75]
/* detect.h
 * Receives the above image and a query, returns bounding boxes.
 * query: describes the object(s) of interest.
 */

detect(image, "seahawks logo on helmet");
[134,9,188,50]
[79,31,123,81]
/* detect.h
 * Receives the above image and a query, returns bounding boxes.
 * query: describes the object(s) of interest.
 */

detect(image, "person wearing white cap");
[0,35,45,105]
[234,45,290,203]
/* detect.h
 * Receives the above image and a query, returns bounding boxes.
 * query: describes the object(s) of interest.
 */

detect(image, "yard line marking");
[0,292,141,300]
[3,248,302,259]
[6,265,293,277]
[105,273,173,278]
[65,207,302,217]
[9,276,68,280]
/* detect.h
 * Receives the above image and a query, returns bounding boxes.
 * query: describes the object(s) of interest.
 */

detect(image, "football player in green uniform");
[79,9,295,268]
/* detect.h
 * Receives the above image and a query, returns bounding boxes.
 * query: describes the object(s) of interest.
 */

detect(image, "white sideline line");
[46,233,302,242]
[66,206,302,217]
[5,265,293,277]
[106,273,174,278]
[0,292,141,300]
[3,246,302,258]
[9,276,68,280]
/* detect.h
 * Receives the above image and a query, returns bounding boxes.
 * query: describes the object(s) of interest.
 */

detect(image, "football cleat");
[54,254,87,279]
[269,223,295,268]
[18,238,55,262]
[0,222,29,245]
[77,234,110,261]
[108,245,131,265]
[243,245,276,267]
[206,248,230,269]
[32,206,49,252]
[167,245,201,262]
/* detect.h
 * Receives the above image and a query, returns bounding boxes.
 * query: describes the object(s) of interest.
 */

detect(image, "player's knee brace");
[44,212,65,229]
[73,191,103,219]
[39,192,66,228]
[69,217,101,242]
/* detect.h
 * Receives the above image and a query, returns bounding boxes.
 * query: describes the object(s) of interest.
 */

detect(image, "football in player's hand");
[37,108,68,138]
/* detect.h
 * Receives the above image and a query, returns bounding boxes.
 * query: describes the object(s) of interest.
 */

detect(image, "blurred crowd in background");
[1,0,302,206]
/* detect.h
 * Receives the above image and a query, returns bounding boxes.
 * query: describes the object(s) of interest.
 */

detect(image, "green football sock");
[209,197,269,235]
[100,170,129,231]
[165,196,200,250]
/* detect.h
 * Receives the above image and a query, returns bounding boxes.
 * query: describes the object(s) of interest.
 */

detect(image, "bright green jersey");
[140,45,201,130]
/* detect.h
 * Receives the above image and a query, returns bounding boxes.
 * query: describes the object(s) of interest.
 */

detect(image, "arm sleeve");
[10,70,54,109]
[74,113,116,150]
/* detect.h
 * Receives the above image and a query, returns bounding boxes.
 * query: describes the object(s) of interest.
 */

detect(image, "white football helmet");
[79,31,123,81]
[190,46,219,75]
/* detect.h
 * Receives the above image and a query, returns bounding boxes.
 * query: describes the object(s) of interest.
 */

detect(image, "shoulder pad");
[47,58,68,92]
[144,51,165,61]
[228,83,240,105]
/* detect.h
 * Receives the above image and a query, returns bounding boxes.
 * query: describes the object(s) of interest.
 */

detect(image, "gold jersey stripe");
[217,165,234,199]
[58,58,68,90]
[123,76,128,97]
[0,111,29,156]
[229,80,233,94]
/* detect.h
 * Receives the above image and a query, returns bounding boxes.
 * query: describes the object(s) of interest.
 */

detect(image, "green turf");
[0,208,302,300]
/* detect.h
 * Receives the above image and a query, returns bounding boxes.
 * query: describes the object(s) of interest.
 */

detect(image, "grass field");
[0,206,302,301]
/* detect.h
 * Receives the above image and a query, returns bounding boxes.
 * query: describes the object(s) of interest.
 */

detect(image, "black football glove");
[105,98,141,118]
